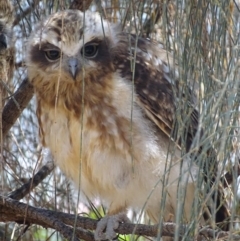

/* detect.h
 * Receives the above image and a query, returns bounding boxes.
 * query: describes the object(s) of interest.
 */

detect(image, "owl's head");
[26,10,121,84]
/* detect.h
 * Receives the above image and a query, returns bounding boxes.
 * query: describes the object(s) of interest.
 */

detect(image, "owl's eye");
[45,50,60,61]
[81,44,98,58]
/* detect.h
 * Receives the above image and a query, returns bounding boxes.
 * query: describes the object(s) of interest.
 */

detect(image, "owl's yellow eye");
[45,50,60,61]
[81,44,98,58]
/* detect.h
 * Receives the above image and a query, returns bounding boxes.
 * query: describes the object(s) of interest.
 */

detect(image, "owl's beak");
[68,57,79,80]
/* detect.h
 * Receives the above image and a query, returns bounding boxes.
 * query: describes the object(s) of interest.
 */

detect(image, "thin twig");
[8,161,54,200]
[13,0,41,26]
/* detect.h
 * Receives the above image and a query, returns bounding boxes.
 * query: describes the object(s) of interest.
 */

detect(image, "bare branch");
[2,78,34,138]
[8,161,54,200]
[0,197,84,241]
[0,196,239,240]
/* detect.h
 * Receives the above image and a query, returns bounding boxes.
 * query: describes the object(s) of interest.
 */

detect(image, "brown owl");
[26,10,229,240]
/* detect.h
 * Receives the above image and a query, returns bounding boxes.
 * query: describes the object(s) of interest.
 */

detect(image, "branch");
[8,161,54,200]
[0,196,90,241]
[1,196,239,241]
[2,78,34,138]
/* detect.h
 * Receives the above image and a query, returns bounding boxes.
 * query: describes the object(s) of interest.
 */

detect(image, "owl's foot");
[94,213,130,240]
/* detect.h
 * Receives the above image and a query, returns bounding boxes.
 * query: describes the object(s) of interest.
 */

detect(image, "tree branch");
[8,161,54,200]
[2,78,34,138]
[0,196,87,241]
[1,196,239,241]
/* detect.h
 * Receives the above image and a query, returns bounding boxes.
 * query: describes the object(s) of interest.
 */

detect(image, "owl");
[0,0,14,107]
[26,10,229,240]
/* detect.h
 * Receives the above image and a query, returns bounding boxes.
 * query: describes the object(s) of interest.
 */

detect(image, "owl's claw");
[94,213,130,240]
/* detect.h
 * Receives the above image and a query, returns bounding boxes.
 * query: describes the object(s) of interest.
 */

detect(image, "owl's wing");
[114,34,230,230]
[135,35,232,229]
[116,34,199,150]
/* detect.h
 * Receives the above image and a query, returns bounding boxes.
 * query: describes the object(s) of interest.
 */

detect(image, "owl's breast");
[36,73,176,209]
[37,95,168,204]
[38,103,137,197]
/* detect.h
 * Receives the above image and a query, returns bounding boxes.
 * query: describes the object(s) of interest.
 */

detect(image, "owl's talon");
[94,213,129,240]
